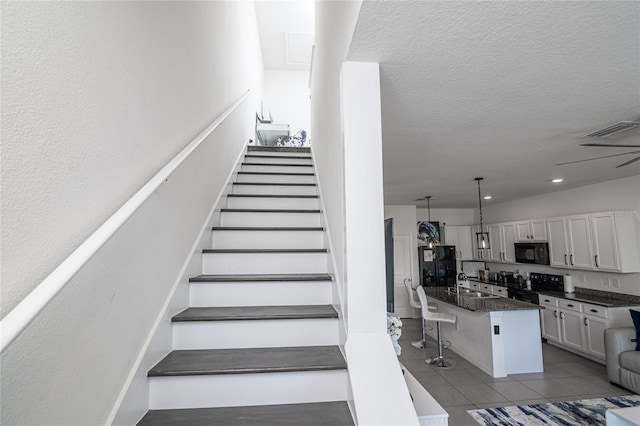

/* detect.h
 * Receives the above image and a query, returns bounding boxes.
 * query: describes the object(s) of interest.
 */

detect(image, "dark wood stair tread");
[172,305,338,322]
[242,162,312,167]
[220,208,321,213]
[245,154,312,160]
[189,273,332,282]
[212,226,324,231]
[137,401,353,426]
[248,146,310,153]
[238,171,315,176]
[148,346,346,377]
[227,194,318,198]
[233,182,316,186]
[203,248,327,253]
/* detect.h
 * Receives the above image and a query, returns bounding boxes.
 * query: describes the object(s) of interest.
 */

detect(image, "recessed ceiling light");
[551,178,564,183]
[483,195,492,200]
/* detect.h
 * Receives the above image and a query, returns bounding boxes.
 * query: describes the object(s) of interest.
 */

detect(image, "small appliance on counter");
[498,271,515,285]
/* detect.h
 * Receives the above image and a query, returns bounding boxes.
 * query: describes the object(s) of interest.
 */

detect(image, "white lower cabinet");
[478,283,508,298]
[538,296,639,363]
[583,314,607,359]
[540,307,561,343]
[559,309,585,352]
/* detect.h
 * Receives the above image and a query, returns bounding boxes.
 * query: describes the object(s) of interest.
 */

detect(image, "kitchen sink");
[445,288,500,299]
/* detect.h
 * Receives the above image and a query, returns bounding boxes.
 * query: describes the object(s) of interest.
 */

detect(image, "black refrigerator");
[419,245,457,287]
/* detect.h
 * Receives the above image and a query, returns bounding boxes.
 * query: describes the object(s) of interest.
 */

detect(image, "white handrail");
[0,89,253,354]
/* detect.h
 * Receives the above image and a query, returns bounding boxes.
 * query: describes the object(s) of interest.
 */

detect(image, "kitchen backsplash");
[483,262,640,297]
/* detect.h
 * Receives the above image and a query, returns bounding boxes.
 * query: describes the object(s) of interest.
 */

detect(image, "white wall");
[263,70,311,140]
[311,0,362,312]
[417,208,475,226]
[479,175,640,223]
[477,175,640,296]
[1,2,263,424]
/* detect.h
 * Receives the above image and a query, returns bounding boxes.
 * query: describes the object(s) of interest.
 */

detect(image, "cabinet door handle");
[567,304,574,307]
[595,255,599,267]
[584,317,588,326]
[560,312,564,320]
[564,254,568,265]
[553,310,557,318]
[570,254,574,266]
[590,309,598,313]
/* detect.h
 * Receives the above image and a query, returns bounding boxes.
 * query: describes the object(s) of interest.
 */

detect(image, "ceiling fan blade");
[557,150,640,166]
[580,143,640,148]
[616,156,640,168]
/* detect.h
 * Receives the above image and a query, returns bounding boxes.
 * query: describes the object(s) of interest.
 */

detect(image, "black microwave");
[514,242,550,265]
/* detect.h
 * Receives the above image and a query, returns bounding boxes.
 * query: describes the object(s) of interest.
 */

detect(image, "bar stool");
[417,286,457,368]
[403,278,437,348]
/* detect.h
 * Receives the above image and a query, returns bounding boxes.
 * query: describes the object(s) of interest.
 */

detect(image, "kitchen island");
[422,286,543,378]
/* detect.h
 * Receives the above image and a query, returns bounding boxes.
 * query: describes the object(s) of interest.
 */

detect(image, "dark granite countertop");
[423,286,540,313]
[464,278,640,308]
[537,290,640,308]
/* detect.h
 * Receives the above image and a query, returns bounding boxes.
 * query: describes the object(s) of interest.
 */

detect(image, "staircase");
[138,146,354,425]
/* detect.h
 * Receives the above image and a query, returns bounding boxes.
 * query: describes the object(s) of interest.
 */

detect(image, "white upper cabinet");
[566,215,594,269]
[545,212,640,273]
[488,224,503,262]
[443,225,473,260]
[502,223,517,263]
[516,219,548,241]
[487,223,517,263]
[590,213,619,271]
[547,217,570,268]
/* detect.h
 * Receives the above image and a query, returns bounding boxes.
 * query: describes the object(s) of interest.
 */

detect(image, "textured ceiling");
[254,0,314,71]
[348,1,640,208]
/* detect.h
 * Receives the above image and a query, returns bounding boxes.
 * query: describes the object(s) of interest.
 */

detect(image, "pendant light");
[426,196,438,248]
[475,177,490,250]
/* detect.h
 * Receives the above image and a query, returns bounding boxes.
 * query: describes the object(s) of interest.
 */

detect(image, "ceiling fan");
[557,121,640,168]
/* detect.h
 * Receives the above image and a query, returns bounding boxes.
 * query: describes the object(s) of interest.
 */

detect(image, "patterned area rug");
[467,395,640,425]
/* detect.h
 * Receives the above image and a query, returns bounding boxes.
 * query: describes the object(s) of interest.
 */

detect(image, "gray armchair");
[605,327,640,394]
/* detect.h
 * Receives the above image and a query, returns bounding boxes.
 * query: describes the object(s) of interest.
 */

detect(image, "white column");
[341,61,387,335]
[341,62,419,426]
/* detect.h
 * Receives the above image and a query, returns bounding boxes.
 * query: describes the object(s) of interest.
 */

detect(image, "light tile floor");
[398,318,636,426]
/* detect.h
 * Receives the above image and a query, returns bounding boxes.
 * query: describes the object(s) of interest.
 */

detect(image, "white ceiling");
[347,1,640,208]
[254,0,314,71]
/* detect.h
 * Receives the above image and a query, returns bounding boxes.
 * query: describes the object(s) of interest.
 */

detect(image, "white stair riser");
[220,212,322,228]
[236,174,315,184]
[232,184,317,196]
[149,370,347,409]
[173,319,339,350]
[244,156,312,165]
[226,196,319,210]
[241,164,314,174]
[203,252,327,274]
[189,281,332,307]
[212,230,324,249]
